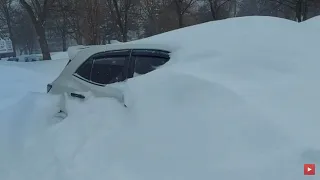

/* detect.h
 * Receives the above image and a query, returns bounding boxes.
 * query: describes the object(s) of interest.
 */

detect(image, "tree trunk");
[295,0,308,22]
[35,23,51,60]
[122,10,128,42]
[153,18,159,35]
[178,14,183,28]
[209,0,216,20]
[61,13,67,51]
[19,0,52,60]
[62,30,67,51]
[296,0,302,22]
[76,32,82,45]
[19,48,24,55]
[302,0,308,21]
[233,0,237,17]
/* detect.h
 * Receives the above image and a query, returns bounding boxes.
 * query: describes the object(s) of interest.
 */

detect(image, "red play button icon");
[304,164,316,175]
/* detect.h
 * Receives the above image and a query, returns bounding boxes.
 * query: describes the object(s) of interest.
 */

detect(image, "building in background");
[0,37,15,59]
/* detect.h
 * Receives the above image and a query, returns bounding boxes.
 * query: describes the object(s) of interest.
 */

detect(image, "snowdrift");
[1,16,320,180]
[301,15,320,31]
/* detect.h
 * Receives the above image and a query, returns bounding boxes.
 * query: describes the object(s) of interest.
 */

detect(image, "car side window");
[132,56,169,76]
[90,56,126,84]
[75,58,93,80]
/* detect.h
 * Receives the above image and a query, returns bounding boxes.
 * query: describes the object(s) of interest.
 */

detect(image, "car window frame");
[90,56,128,85]
[73,50,130,86]
[128,49,170,77]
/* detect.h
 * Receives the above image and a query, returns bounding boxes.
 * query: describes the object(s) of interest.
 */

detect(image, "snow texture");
[1,16,320,180]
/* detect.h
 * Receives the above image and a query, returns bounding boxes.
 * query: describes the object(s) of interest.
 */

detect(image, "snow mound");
[302,15,320,30]
[51,52,69,60]
[1,16,320,180]
[303,15,320,23]
[129,16,319,68]
[0,65,46,110]
[0,58,68,111]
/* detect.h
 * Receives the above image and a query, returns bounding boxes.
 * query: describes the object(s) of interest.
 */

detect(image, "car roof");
[74,43,172,62]
[68,43,173,60]
[105,43,173,52]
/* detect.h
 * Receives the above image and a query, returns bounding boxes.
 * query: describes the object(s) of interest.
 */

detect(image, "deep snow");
[1,16,320,180]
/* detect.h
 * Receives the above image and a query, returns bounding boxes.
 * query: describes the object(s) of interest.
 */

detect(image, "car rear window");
[90,57,126,84]
[75,58,93,80]
[130,49,170,77]
[132,56,169,75]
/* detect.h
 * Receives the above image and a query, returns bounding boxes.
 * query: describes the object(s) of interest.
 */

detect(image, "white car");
[47,43,171,118]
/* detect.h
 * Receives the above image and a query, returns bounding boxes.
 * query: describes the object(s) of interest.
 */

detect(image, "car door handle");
[70,92,85,99]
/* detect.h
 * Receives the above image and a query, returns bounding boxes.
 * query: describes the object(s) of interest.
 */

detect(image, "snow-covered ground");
[1,16,320,180]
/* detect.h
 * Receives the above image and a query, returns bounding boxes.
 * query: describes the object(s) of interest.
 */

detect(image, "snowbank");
[1,16,320,180]
[301,15,320,31]
[51,52,69,60]
[0,65,46,110]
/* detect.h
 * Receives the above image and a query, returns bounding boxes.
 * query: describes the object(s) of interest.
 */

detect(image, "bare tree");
[63,0,105,45]
[65,0,84,44]
[257,0,320,22]
[229,0,238,17]
[265,0,304,21]
[11,8,38,55]
[237,0,259,16]
[139,0,181,36]
[206,0,232,20]
[48,0,74,51]
[82,0,102,45]
[106,0,137,42]
[19,0,55,60]
[140,0,166,35]
[172,0,197,27]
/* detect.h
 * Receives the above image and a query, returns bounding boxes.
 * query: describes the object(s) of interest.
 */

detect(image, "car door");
[71,49,130,103]
[128,49,170,78]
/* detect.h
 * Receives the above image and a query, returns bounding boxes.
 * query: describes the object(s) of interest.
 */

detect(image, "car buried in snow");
[47,43,171,118]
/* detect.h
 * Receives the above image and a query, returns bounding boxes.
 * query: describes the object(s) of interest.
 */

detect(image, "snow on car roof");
[105,43,175,52]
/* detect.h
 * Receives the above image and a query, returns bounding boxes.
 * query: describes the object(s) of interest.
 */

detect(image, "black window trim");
[91,57,127,84]
[73,48,171,85]
[73,73,105,87]
[129,49,170,77]
[131,49,170,59]
[73,49,130,86]
[73,57,94,83]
